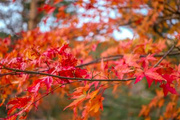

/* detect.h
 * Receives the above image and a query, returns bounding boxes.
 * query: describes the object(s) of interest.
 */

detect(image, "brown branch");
[76,51,180,67]
[0,70,49,77]
[0,72,18,76]
[0,46,178,82]
[1,65,135,82]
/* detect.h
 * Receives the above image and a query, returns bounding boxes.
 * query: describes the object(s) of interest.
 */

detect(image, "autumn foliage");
[0,0,180,120]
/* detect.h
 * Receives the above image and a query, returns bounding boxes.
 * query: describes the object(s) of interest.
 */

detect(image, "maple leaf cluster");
[0,29,87,119]
[0,29,179,119]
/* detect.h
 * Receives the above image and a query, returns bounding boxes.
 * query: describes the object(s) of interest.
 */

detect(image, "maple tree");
[0,0,180,120]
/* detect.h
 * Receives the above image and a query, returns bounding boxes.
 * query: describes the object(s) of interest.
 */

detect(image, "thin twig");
[0,72,18,76]
[32,81,77,104]
[153,45,175,67]
[76,51,180,67]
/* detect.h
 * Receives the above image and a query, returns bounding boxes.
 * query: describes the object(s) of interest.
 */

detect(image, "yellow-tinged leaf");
[0,99,5,107]
[64,94,86,110]
[90,103,100,113]
[90,89,99,100]
[139,105,150,117]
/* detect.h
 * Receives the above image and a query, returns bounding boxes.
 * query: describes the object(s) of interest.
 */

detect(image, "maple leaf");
[81,93,104,119]
[27,76,53,97]
[145,68,166,87]
[115,59,134,77]
[74,68,87,78]
[27,82,41,94]
[123,54,140,68]
[6,97,31,119]
[63,94,87,110]
[41,76,53,92]
[160,83,177,96]
[54,0,63,4]
[145,68,165,81]
[145,76,154,88]
[162,74,175,84]
[134,69,145,84]
[135,68,165,87]
[139,105,149,117]
[89,89,99,100]
[0,99,5,107]
[140,54,156,69]
[39,4,55,14]
[58,44,69,55]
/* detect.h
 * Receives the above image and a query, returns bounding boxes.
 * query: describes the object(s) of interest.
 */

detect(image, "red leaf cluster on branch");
[0,29,179,119]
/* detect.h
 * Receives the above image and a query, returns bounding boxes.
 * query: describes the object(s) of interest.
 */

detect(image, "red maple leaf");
[7,97,31,116]
[160,83,177,96]
[135,68,165,87]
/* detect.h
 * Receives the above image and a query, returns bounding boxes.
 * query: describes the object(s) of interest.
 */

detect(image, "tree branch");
[76,51,180,67]
[0,45,178,82]
[1,65,135,82]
